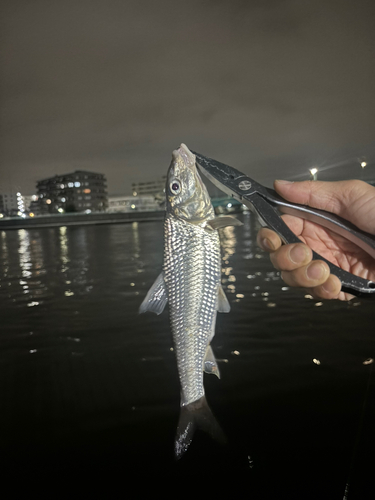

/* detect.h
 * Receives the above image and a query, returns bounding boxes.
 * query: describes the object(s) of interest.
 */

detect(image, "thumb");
[274,179,375,235]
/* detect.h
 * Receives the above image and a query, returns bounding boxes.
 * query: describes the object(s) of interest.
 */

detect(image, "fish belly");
[163,215,221,406]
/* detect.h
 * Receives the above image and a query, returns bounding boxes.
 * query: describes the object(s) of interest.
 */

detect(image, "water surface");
[0,216,374,498]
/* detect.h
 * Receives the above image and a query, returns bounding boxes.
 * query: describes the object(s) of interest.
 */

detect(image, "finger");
[274,179,342,212]
[307,274,342,300]
[280,260,330,289]
[274,179,375,234]
[269,243,312,271]
[257,227,282,252]
[280,214,304,238]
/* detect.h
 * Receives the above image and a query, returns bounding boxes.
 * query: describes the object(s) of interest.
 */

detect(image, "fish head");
[166,144,214,222]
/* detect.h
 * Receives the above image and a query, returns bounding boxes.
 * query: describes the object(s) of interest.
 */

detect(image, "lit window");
[83,188,91,194]
[46,199,52,204]
[68,182,74,188]
[61,197,66,202]
[74,182,81,187]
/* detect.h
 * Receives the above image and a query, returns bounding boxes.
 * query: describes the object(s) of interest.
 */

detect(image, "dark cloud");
[1,0,375,195]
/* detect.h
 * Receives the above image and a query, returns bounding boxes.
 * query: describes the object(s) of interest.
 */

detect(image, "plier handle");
[193,150,375,297]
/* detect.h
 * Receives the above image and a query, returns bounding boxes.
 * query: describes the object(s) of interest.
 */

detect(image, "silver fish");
[140,144,241,458]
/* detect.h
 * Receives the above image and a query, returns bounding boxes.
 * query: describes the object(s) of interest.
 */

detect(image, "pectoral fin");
[139,273,168,315]
[207,216,243,230]
[218,285,230,313]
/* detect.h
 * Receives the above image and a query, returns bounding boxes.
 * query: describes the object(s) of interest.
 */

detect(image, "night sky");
[1,0,375,196]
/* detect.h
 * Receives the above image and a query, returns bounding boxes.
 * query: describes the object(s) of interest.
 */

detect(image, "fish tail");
[174,396,226,459]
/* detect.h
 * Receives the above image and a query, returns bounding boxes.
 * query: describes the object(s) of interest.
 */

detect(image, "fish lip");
[172,143,196,169]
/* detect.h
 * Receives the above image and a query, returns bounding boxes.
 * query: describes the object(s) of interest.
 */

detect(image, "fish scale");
[164,214,221,406]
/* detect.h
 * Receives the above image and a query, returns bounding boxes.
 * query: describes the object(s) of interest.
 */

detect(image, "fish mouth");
[172,143,196,169]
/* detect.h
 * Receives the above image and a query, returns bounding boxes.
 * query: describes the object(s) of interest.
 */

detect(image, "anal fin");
[218,285,230,313]
[204,345,221,379]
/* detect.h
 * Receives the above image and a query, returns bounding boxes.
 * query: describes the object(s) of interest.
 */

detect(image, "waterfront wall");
[0,210,165,230]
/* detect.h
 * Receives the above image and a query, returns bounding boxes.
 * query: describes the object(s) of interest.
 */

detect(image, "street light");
[310,168,318,181]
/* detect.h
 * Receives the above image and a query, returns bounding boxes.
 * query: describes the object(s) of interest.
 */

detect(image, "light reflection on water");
[0,216,373,496]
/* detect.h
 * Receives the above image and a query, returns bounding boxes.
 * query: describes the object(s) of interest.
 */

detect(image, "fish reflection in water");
[219,225,237,297]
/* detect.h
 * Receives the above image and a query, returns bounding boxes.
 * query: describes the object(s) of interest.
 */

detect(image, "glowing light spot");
[363,358,374,365]
[65,290,74,296]
[313,358,321,365]
[314,302,323,307]
[236,293,244,298]
[231,350,240,356]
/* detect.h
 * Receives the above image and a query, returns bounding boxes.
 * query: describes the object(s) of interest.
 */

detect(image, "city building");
[36,170,107,214]
[0,192,24,217]
[132,176,166,198]
[108,195,161,213]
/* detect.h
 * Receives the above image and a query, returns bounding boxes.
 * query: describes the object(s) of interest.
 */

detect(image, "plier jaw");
[193,150,375,297]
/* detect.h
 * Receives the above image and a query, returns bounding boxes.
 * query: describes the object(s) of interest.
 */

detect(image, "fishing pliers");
[193,150,375,297]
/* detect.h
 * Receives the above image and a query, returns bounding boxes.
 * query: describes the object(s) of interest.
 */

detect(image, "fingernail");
[289,245,308,264]
[275,179,293,185]
[262,238,275,251]
[306,262,326,281]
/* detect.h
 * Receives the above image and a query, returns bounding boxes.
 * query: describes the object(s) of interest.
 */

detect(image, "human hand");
[257,179,375,301]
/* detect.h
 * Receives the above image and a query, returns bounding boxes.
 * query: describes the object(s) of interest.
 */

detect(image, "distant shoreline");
[0,211,165,230]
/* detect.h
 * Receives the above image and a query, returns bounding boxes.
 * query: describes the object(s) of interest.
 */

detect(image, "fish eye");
[170,180,181,195]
